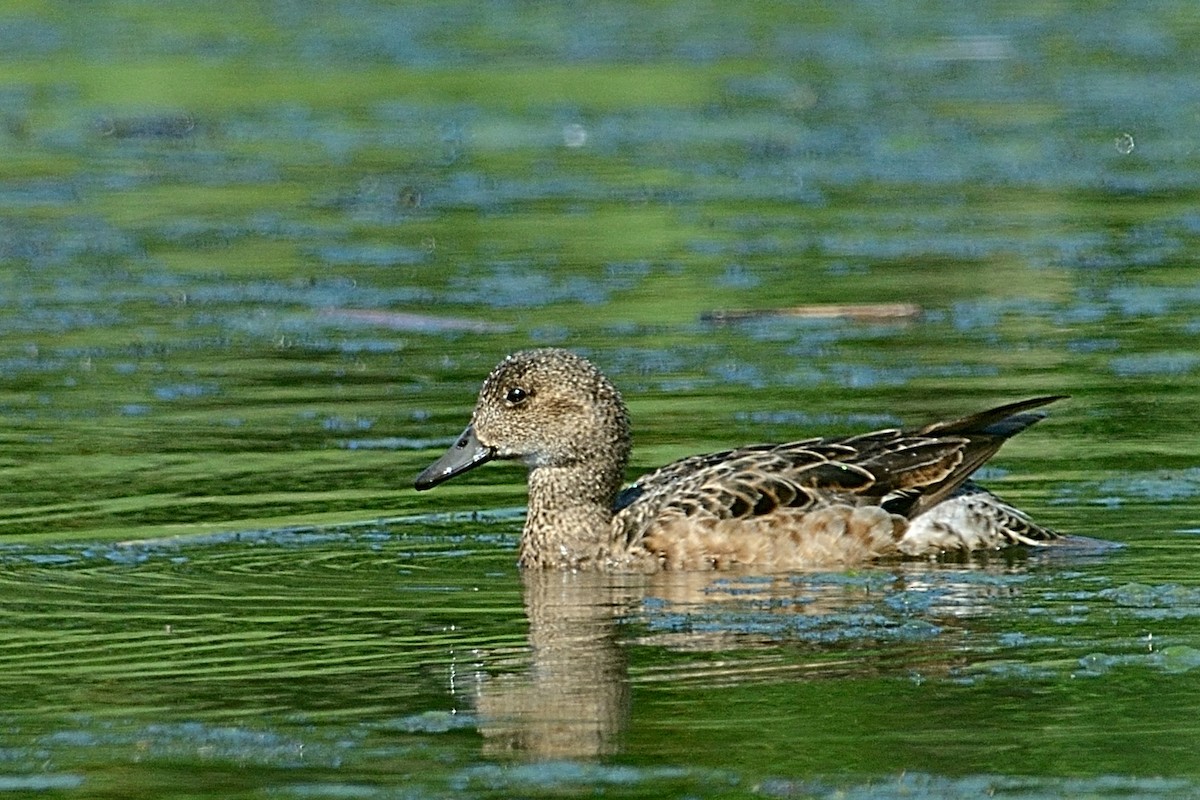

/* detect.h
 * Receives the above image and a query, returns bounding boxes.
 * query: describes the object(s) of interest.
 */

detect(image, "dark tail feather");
[917,395,1067,437]
[903,395,1066,518]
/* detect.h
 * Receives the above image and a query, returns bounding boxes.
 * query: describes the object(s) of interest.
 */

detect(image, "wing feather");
[614,397,1064,545]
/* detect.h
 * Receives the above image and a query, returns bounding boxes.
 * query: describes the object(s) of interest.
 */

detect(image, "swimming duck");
[415,348,1066,571]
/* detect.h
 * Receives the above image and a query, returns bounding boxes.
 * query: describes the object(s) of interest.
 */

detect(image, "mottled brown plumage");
[415,348,1066,572]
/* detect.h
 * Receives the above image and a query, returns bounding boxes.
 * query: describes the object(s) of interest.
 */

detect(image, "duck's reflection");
[468,546,1109,760]
[473,570,638,759]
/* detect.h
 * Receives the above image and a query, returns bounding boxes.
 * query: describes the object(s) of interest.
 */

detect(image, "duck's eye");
[505,386,529,406]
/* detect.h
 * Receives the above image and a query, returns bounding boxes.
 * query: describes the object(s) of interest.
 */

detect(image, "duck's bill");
[414,424,496,490]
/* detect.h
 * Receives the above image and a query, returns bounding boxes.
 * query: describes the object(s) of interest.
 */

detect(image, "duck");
[414,348,1068,572]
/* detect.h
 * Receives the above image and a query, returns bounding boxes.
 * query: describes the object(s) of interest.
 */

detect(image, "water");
[2,1,1200,797]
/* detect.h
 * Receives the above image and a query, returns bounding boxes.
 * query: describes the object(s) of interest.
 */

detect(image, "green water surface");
[2,1,1200,797]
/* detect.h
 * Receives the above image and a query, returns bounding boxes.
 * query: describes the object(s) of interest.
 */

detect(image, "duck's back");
[608,396,1063,570]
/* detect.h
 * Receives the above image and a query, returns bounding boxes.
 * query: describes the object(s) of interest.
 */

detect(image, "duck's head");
[414,348,631,490]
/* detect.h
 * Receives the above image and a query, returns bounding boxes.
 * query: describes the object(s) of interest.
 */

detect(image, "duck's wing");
[614,396,1064,542]
[616,433,954,524]
[887,394,1066,517]
[616,443,855,517]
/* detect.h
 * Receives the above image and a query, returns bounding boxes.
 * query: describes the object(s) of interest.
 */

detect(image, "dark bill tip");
[414,424,495,490]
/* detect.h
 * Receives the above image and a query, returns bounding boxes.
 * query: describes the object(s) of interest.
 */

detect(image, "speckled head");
[414,348,632,490]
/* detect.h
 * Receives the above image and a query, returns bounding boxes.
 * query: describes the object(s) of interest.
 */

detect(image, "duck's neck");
[519,462,624,569]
